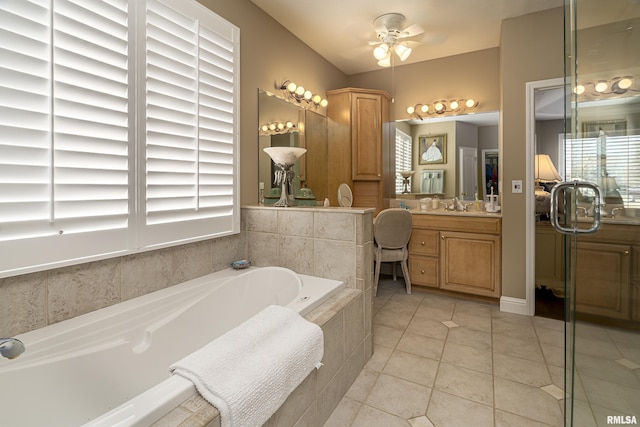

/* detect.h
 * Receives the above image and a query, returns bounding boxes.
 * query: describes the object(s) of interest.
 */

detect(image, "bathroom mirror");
[258,89,329,203]
[396,111,499,199]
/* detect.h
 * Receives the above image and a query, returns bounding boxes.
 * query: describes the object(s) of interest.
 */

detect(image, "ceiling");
[250,0,564,75]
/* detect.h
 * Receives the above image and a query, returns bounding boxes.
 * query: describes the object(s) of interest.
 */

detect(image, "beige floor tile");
[454,300,494,317]
[365,373,431,419]
[492,315,537,339]
[373,306,414,330]
[494,377,564,426]
[345,369,379,402]
[396,331,445,361]
[495,409,557,427]
[441,340,493,374]
[575,352,640,388]
[494,353,552,387]
[372,324,403,348]
[451,311,492,332]
[493,333,545,362]
[574,334,624,360]
[350,404,409,427]
[383,349,439,387]
[580,374,640,414]
[323,397,362,427]
[365,345,393,372]
[426,389,494,427]
[446,326,492,351]
[540,341,565,368]
[532,316,564,332]
[406,316,450,340]
[536,326,565,348]
[434,362,494,406]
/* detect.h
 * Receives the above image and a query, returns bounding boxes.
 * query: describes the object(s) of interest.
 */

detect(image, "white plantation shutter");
[395,129,412,193]
[140,0,238,246]
[0,0,239,276]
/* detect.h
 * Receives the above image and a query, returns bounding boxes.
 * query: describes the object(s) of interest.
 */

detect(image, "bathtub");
[0,266,344,427]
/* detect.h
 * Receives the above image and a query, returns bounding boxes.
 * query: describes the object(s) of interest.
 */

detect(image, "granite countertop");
[409,208,502,219]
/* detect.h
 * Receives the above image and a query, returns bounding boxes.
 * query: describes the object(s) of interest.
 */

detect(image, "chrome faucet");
[453,197,466,211]
[0,338,25,359]
[611,207,625,218]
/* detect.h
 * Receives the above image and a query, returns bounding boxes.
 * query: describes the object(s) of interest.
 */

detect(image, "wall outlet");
[512,180,523,193]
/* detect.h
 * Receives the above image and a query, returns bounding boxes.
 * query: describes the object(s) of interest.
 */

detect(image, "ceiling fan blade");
[368,40,382,46]
[399,23,424,38]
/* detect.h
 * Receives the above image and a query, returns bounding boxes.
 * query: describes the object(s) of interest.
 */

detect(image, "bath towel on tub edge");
[170,305,324,427]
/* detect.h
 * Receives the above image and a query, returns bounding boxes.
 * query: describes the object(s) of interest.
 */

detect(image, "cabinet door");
[440,231,501,298]
[535,223,565,290]
[575,241,631,319]
[351,93,382,180]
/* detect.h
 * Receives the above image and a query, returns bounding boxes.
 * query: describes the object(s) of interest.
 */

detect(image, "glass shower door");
[563,1,640,426]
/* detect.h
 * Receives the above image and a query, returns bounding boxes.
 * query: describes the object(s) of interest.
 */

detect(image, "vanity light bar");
[279,80,328,109]
[407,98,478,120]
[259,121,296,135]
[573,76,637,97]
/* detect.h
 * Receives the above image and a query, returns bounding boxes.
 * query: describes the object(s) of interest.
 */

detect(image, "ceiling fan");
[370,13,424,67]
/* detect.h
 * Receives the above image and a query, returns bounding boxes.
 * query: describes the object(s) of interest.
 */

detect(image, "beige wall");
[196,0,348,205]
[501,8,564,299]
[346,48,501,121]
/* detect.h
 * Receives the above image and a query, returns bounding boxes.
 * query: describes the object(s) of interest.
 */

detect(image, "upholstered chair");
[373,208,413,296]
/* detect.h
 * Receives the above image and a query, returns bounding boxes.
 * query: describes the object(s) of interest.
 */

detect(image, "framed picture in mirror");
[419,134,447,164]
[581,119,626,138]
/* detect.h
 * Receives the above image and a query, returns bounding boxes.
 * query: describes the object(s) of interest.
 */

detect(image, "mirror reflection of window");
[395,129,412,193]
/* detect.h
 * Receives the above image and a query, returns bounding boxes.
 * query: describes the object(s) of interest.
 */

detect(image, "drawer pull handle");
[421,269,425,274]
[625,250,630,255]
[421,241,425,246]
[441,235,445,240]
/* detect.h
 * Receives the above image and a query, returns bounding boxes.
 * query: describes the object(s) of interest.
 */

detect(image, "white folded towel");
[170,305,324,427]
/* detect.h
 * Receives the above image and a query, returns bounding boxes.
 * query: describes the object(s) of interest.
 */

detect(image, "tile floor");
[324,277,566,427]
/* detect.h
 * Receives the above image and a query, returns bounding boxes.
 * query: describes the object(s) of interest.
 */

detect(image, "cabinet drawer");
[410,256,438,287]
[410,229,439,256]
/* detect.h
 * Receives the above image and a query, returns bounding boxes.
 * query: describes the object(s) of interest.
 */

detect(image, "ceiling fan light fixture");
[378,56,391,67]
[395,43,411,61]
[373,43,389,60]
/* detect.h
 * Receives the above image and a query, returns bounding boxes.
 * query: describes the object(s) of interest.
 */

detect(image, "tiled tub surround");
[0,206,374,427]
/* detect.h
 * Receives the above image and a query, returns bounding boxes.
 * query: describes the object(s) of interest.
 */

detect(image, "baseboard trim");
[500,296,531,316]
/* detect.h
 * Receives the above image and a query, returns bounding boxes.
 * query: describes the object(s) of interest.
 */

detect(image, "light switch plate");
[512,180,523,193]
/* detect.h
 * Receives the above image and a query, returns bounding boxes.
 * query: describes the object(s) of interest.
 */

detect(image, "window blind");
[566,134,640,208]
[395,129,412,194]
[0,0,239,276]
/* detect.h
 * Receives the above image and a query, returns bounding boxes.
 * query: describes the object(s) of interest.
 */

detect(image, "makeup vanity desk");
[409,210,502,299]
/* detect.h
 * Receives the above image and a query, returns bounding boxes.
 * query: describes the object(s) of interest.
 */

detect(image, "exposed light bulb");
[594,81,608,93]
[450,101,459,110]
[269,123,276,130]
[573,85,585,95]
[407,106,415,114]
[286,82,297,93]
[377,56,391,67]
[312,94,322,104]
[303,90,312,100]
[320,99,328,107]
[420,104,429,113]
[261,125,268,132]
[286,121,294,129]
[277,123,285,131]
[373,43,390,60]
[435,102,444,112]
[295,86,305,96]
[466,99,476,108]
[618,77,632,89]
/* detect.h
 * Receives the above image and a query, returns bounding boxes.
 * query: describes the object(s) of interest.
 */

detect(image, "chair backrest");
[374,208,412,249]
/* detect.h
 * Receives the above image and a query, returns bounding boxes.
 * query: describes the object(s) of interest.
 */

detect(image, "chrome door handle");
[550,180,603,235]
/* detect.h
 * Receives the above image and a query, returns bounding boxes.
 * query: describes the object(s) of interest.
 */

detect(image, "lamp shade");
[535,154,562,181]
[395,43,411,61]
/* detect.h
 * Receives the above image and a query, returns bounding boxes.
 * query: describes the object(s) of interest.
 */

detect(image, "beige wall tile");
[317,310,345,393]
[48,258,121,324]
[247,231,279,267]
[0,272,47,336]
[279,210,314,237]
[122,247,173,301]
[314,239,355,287]
[171,240,212,283]
[279,235,314,275]
[344,294,365,356]
[314,212,355,241]
[244,208,278,232]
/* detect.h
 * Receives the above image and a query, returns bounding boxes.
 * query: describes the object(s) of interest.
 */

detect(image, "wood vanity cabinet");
[536,222,637,320]
[326,88,392,214]
[409,214,502,298]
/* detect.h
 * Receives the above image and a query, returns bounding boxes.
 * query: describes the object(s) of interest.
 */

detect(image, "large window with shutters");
[0,0,239,277]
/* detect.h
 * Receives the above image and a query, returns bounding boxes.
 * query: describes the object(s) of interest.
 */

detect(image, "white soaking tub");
[0,266,344,427]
